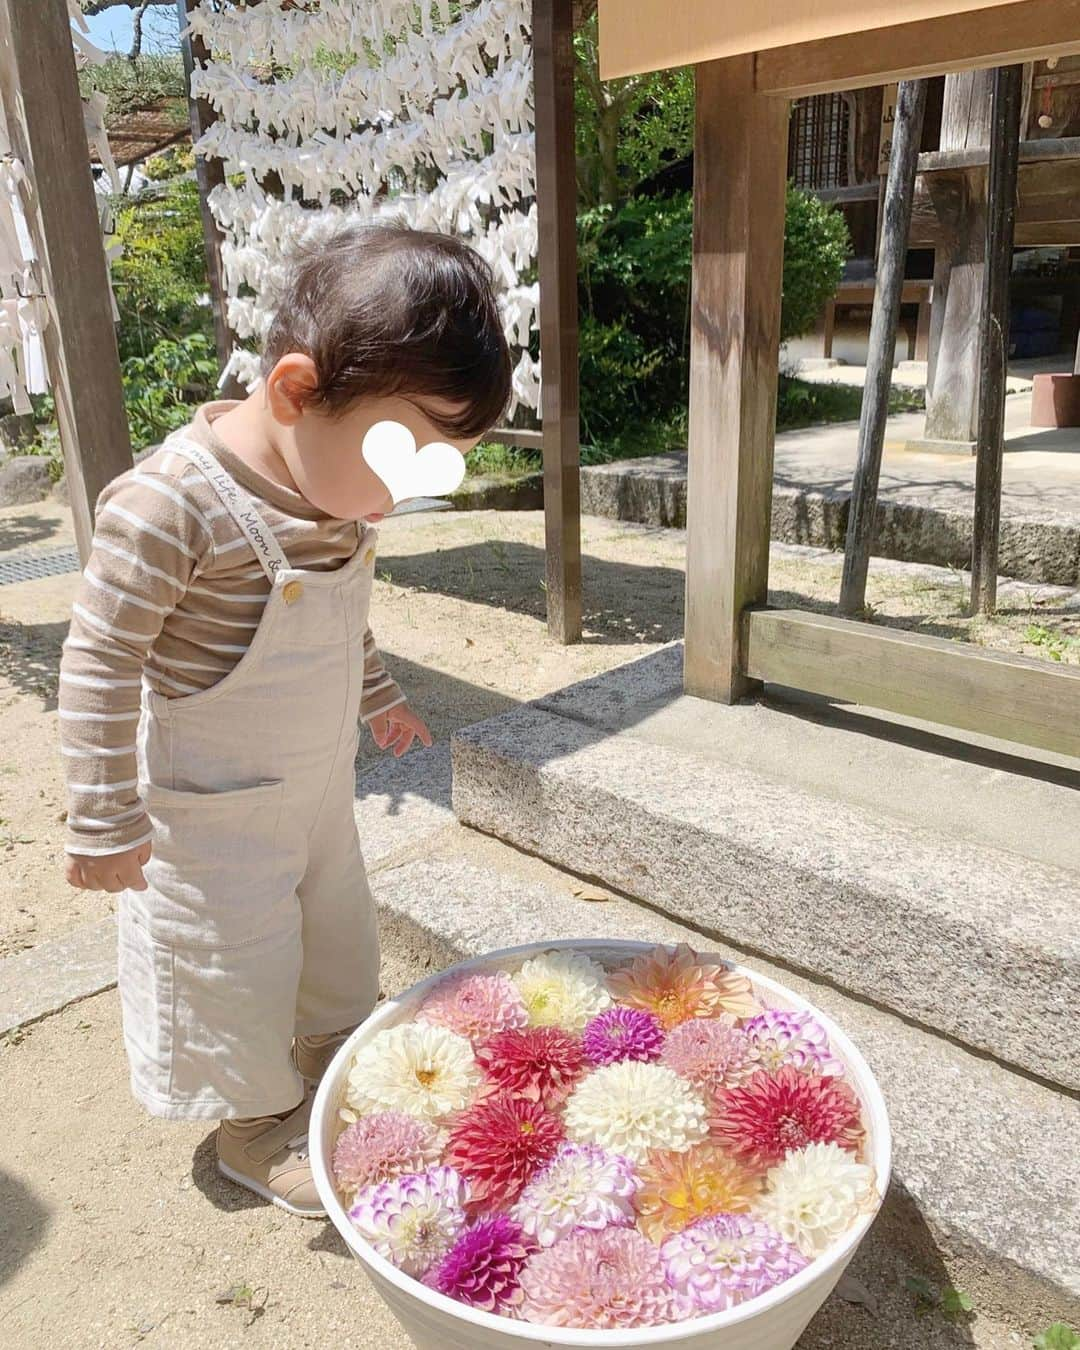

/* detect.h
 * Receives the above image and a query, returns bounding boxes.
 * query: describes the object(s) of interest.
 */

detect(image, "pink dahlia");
[660,1016,753,1091]
[417,970,528,1044]
[710,1067,865,1169]
[581,1007,664,1067]
[742,1009,844,1077]
[332,1112,443,1195]
[475,1027,585,1107]
[518,1227,684,1329]
[444,1091,564,1208]
[661,1213,807,1312]
[432,1215,537,1313]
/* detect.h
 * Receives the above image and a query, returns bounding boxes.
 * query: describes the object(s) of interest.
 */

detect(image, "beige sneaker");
[216,1095,326,1218]
[292,1028,354,1084]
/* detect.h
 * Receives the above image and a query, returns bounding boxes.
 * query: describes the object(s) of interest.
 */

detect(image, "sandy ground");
[1,502,1076,960]
[0,500,1064,1348]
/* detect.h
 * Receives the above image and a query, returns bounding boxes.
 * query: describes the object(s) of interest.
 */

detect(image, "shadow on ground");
[0,1167,51,1290]
[0,513,62,553]
[0,617,66,709]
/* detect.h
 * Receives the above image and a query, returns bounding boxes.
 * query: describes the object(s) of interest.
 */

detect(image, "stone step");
[373,853,1079,1331]
[450,647,1080,1091]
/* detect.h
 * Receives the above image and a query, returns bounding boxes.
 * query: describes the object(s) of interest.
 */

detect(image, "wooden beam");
[755,0,1080,98]
[744,609,1080,759]
[840,80,928,617]
[177,0,234,380]
[910,155,1080,247]
[0,0,133,564]
[534,0,582,645]
[684,56,788,703]
[971,65,1023,616]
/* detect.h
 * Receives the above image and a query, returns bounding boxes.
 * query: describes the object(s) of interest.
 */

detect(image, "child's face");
[267,358,483,521]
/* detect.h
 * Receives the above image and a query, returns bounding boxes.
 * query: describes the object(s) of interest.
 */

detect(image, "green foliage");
[777,376,923,432]
[905,1276,974,1323]
[573,12,694,207]
[111,177,212,362]
[780,183,851,344]
[1025,624,1080,662]
[1034,1325,1080,1350]
[121,332,219,450]
[574,188,850,452]
[78,53,187,126]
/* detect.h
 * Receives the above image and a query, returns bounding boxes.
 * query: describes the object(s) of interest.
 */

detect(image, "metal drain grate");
[0,544,80,586]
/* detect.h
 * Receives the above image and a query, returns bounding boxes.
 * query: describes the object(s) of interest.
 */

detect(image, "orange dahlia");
[632,1142,760,1244]
[607,944,757,1031]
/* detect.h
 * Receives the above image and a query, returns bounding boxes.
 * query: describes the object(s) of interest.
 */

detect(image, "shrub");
[121,332,219,450]
[780,184,850,344]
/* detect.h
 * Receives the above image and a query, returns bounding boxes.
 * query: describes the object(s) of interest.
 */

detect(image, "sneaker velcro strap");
[245,1096,314,1165]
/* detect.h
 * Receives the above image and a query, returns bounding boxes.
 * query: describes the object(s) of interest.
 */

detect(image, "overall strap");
[167,436,290,583]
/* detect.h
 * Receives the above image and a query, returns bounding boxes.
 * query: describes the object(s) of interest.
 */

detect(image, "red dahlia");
[445,1091,565,1208]
[475,1027,586,1108]
[710,1066,865,1169]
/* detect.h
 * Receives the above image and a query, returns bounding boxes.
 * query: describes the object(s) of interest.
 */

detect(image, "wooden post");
[971,65,1023,616]
[177,0,235,383]
[839,80,928,616]
[534,0,582,645]
[684,56,788,703]
[923,69,994,449]
[0,0,133,564]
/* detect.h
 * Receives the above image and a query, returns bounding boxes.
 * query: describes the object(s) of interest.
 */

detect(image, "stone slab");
[0,917,117,1035]
[452,694,1080,1090]
[373,855,1080,1325]
[355,742,456,867]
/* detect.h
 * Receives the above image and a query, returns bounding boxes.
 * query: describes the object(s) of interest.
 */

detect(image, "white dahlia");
[512,1142,641,1247]
[757,1141,877,1258]
[563,1061,709,1163]
[512,950,612,1031]
[343,1022,480,1123]
[347,1166,468,1277]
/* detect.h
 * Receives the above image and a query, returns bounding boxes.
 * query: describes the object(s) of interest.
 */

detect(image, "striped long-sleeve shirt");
[59,401,405,857]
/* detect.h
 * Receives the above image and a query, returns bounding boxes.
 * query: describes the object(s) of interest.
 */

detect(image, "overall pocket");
[133,779,295,950]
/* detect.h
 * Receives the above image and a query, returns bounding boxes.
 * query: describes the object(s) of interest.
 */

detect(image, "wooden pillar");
[923,69,994,449]
[684,57,788,703]
[840,80,928,617]
[177,0,235,382]
[534,0,582,645]
[0,0,133,564]
[971,65,1023,616]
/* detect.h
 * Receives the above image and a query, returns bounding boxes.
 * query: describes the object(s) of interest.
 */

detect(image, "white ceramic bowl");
[311,939,891,1350]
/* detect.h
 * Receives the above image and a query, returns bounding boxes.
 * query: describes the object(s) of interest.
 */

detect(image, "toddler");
[60,224,512,1216]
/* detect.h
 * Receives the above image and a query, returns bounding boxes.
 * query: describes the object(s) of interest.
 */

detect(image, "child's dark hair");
[263,223,512,439]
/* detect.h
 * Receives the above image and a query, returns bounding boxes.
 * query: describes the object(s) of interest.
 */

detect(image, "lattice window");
[787,94,851,190]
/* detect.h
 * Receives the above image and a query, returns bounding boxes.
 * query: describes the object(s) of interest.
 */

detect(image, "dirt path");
[1,503,1076,959]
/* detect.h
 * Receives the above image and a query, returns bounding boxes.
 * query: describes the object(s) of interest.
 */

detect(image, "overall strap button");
[282,580,304,605]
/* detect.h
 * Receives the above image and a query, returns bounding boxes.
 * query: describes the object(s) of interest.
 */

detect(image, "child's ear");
[265,354,320,425]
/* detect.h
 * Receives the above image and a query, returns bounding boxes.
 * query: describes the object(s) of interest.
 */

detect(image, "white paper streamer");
[189,0,540,416]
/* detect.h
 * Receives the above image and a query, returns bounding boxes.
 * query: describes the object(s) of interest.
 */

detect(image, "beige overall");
[117,440,381,1120]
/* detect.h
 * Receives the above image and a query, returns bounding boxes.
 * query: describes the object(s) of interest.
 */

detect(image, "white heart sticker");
[361,420,467,505]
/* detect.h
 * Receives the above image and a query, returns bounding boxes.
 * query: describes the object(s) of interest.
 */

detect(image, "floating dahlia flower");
[332,1112,443,1195]
[343,1022,480,1123]
[431,1214,536,1313]
[417,970,529,1044]
[633,1142,760,1243]
[757,1141,877,1258]
[563,1060,708,1164]
[607,943,757,1030]
[581,1007,664,1067]
[710,1067,865,1169]
[518,1227,683,1329]
[660,1016,753,1091]
[661,1213,808,1312]
[512,950,612,1031]
[348,1166,467,1277]
[475,1026,585,1107]
[512,1142,641,1247]
[444,1090,564,1208]
[742,1009,844,1078]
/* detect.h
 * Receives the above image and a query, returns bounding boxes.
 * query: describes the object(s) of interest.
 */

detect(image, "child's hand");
[368,704,434,758]
[66,843,152,893]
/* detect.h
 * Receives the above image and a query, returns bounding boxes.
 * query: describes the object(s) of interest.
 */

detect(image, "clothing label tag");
[361,420,466,504]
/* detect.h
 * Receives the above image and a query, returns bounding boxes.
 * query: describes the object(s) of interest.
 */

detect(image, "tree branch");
[127,0,152,59]
[80,0,170,15]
